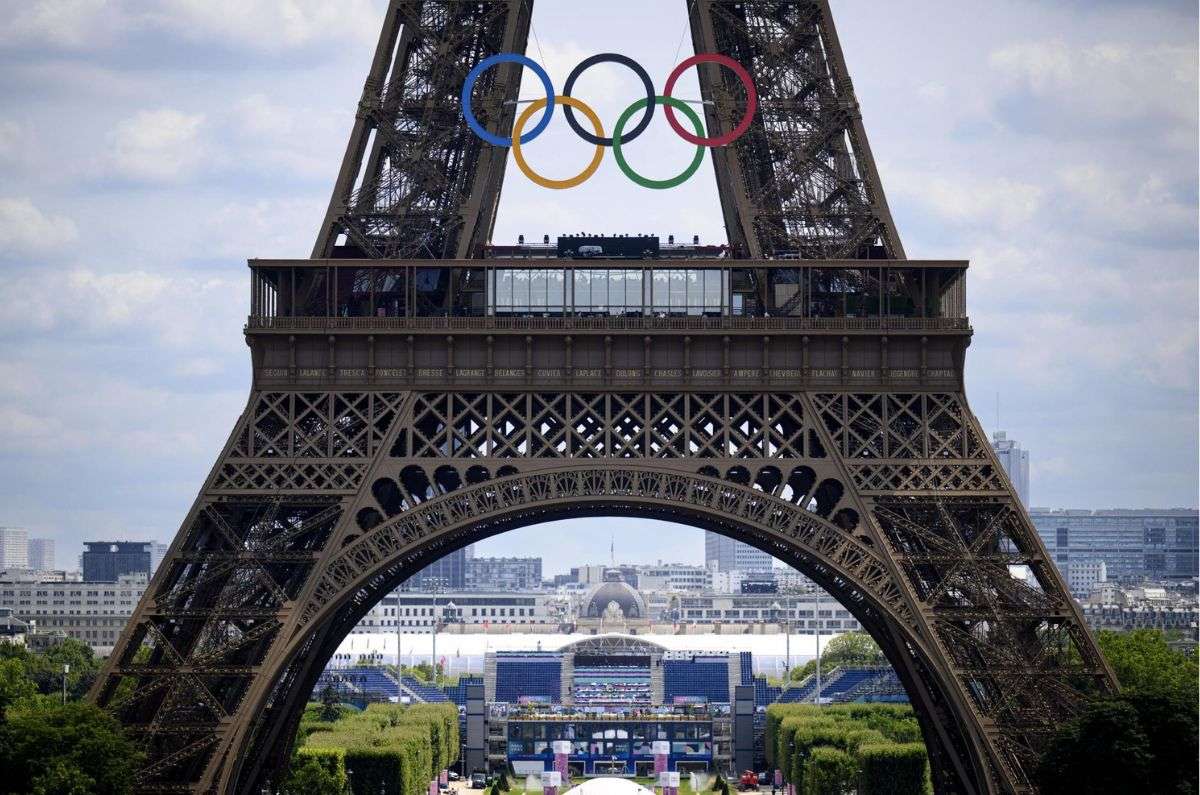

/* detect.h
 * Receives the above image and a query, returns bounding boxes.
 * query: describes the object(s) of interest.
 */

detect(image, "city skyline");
[0,0,1196,568]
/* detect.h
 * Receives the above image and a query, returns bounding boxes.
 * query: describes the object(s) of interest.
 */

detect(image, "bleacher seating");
[820,667,874,700]
[401,676,450,702]
[769,666,909,705]
[840,669,908,703]
[572,664,651,706]
[445,675,483,706]
[662,657,729,703]
[775,678,817,703]
[495,653,562,703]
[316,666,399,701]
[753,676,781,707]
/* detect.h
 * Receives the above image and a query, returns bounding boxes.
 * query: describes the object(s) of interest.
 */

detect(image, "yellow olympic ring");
[512,95,604,190]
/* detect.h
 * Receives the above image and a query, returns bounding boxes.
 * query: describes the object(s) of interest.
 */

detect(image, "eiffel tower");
[91,2,1116,792]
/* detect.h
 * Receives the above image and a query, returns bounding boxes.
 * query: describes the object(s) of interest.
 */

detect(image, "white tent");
[568,777,654,795]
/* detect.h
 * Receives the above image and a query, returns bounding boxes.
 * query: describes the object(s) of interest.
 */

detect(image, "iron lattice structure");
[91,2,1116,793]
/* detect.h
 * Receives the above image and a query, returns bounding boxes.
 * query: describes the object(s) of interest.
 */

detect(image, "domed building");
[579,570,649,629]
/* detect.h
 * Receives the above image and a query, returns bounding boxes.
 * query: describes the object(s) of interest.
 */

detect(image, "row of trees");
[1036,629,1198,794]
[0,638,140,794]
[281,701,460,795]
[765,703,928,795]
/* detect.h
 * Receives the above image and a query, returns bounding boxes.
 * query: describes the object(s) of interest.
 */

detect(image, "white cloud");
[1056,164,1195,244]
[143,0,380,54]
[0,266,244,355]
[106,109,207,183]
[0,0,117,49]
[0,197,78,257]
[989,39,1198,136]
[895,174,1045,231]
[0,120,23,160]
[0,0,380,55]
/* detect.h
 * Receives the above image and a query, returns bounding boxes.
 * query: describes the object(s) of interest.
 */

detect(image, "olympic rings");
[613,96,705,190]
[663,53,757,147]
[462,53,555,147]
[512,96,605,190]
[563,53,655,147]
[461,51,757,188]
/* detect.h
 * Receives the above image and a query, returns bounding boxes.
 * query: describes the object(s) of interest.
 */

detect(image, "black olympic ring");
[561,53,656,147]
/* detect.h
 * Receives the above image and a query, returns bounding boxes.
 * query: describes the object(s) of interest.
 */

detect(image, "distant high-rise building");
[1032,509,1199,583]
[465,556,542,591]
[81,541,153,582]
[704,532,772,573]
[0,528,29,570]
[992,431,1030,507]
[403,543,475,590]
[150,541,169,574]
[27,538,55,570]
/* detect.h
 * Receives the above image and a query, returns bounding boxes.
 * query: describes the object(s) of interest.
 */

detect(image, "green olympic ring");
[612,96,706,190]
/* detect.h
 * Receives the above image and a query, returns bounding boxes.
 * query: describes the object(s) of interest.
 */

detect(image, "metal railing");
[245,315,971,333]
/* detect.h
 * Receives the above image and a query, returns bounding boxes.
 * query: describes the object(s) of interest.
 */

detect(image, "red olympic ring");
[662,53,758,147]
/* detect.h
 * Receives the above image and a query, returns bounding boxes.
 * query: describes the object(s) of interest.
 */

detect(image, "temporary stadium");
[315,633,906,775]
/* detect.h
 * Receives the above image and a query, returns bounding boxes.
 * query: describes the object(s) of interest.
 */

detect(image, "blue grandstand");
[663,656,729,703]
[494,653,562,703]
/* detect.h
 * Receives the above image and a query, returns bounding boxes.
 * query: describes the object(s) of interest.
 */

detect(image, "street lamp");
[62,663,70,704]
[443,601,457,683]
[771,601,790,677]
[812,594,822,706]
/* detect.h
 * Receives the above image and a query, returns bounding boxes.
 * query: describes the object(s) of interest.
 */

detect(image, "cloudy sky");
[0,0,1195,573]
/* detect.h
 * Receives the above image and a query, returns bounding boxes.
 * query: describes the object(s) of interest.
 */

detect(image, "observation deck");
[244,257,971,391]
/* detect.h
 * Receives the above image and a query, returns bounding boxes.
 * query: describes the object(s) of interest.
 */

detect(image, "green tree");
[0,657,36,715]
[30,760,96,795]
[319,683,342,722]
[1036,699,1153,794]
[0,701,142,795]
[1096,629,1198,701]
[0,637,102,700]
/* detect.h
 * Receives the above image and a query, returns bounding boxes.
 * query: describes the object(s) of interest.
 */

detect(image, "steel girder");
[690,0,905,261]
[311,0,531,260]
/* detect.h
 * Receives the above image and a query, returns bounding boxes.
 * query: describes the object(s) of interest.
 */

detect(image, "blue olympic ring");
[461,53,555,147]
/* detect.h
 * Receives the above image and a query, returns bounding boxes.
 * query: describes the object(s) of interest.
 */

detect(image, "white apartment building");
[1066,560,1107,597]
[634,563,709,592]
[351,591,557,634]
[0,572,148,653]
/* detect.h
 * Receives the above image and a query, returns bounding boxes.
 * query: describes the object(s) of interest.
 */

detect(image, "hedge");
[300,703,458,794]
[858,743,928,795]
[764,703,929,794]
[803,747,858,795]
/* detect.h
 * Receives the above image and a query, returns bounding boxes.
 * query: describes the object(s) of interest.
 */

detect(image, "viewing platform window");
[249,261,966,321]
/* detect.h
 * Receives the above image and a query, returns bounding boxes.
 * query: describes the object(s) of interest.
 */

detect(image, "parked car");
[470,772,487,789]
